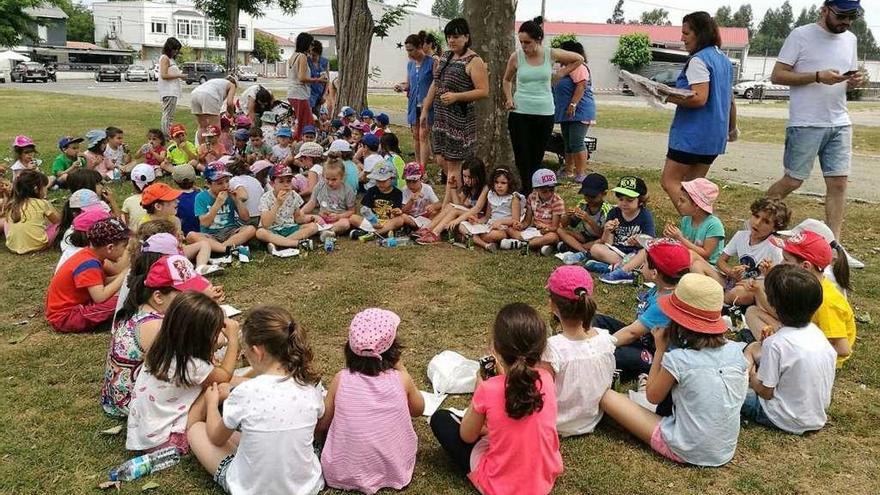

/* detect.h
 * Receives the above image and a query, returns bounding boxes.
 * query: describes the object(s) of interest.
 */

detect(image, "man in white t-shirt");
[765,0,865,267]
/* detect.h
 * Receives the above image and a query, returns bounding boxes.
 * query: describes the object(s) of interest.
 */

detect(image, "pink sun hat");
[681,178,719,214]
[348,308,400,359]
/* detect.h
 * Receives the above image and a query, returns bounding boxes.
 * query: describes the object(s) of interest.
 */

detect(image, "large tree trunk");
[225,0,240,71]
[463,0,515,169]
[332,0,373,111]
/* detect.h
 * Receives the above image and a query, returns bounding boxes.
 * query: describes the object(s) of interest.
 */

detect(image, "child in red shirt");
[45,217,131,333]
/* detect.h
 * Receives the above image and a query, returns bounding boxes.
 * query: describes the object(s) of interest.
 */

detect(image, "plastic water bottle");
[108,446,180,482]
[360,206,379,226]
[324,236,335,253]
[561,252,588,265]
[381,237,411,248]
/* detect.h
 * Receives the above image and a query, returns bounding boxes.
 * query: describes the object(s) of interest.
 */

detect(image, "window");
[239,25,248,40]
[191,20,203,39]
[208,24,223,42]
[176,19,191,38]
[151,18,167,34]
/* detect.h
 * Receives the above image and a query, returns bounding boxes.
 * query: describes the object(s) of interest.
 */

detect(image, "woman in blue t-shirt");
[661,11,737,213]
[395,32,435,168]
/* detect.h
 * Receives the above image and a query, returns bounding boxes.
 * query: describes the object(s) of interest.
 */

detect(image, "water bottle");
[360,206,379,226]
[562,252,588,265]
[382,237,398,248]
[108,446,180,482]
[324,236,335,253]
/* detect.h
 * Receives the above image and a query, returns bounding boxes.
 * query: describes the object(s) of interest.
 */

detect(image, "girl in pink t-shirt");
[317,308,425,495]
[430,303,563,495]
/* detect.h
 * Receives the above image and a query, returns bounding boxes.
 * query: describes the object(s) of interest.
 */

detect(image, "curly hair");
[750,197,791,231]
[492,303,548,419]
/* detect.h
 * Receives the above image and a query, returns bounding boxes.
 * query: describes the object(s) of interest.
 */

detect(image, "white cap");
[363,154,385,174]
[777,218,835,244]
[131,163,156,190]
[326,139,352,154]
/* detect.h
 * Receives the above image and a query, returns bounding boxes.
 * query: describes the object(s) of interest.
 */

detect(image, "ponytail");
[243,306,320,386]
[504,355,544,419]
[518,16,545,42]
[550,290,597,329]
[492,303,548,420]
[116,251,165,323]
[830,241,851,292]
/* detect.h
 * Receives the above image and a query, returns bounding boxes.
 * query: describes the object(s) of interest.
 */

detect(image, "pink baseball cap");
[249,159,274,175]
[145,254,211,292]
[72,208,111,232]
[348,308,400,359]
[681,178,719,214]
[141,233,182,255]
[13,135,35,148]
[546,265,594,300]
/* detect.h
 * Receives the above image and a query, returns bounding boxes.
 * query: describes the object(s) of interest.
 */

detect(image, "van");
[181,62,226,85]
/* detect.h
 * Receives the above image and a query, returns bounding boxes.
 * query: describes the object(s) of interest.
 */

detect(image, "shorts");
[650,424,684,463]
[147,431,190,455]
[190,91,224,115]
[214,454,234,493]
[205,226,245,243]
[783,125,852,181]
[667,148,718,166]
[270,224,300,237]
[411,215,432,229]
[740,390,778,429]
[560,121,589,153]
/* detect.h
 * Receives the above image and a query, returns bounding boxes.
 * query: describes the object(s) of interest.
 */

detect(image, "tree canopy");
[638,8,670,26]
[611,32,651,72]
[0,0,60,48]
[431,0,462,20]
[607,0,625,25]
[253,31,281,63]
[58,0,94,43]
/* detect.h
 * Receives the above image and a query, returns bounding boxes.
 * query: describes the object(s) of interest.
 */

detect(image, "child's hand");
[604,219,619,232]
[216,191,229,204]
[625,235,639,246]
[760,324,778,341]
[663,223,682,241]
[729,265,746,281]
[651,326,668,350]
[391,208,403,217]
[206,382,221,406]
[512,220,524,230]
[204,284,225,302]
[222,318,240,339]
[217,382,232,401]
[757,259,773,276]
[573,209,589,221]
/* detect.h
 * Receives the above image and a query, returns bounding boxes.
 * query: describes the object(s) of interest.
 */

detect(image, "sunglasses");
[830,7,862,21]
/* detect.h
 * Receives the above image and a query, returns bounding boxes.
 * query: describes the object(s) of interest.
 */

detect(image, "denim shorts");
[740,390,777,429]
[560,122,589,153]
[783,125,852,180]
[214,454,234,493]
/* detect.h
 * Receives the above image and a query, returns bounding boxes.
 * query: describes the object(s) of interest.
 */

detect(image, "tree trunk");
[463,0,515,172]
[332,0,373,111]
[225,0,240,72]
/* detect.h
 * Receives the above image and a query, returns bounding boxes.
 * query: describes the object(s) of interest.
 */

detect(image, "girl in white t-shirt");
[463,167,522,252]
[126,291,240,454]
[189,306,326,495]
[542,265,616,437]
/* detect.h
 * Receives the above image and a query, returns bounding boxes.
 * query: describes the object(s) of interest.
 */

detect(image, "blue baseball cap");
[302,125,317,136]
[339,106,355,118]
[203,161,233,182]
[376,113,390,126]
[58,136,84,150]
[234,129,249,140]
[824,0,862,13]
[330,118,343,129]
[360,108,374,119]
[275,126,292,138]
[362,133,380,149]
[579,173,608,197]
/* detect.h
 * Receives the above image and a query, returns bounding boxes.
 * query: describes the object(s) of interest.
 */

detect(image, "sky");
[251,0,880,35]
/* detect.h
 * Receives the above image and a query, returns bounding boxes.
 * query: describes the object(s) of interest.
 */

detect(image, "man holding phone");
[765,0,865,268]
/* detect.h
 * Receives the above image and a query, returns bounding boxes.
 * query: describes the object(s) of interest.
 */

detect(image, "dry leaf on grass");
[141,481,160,491]
[100,425,124,435]
[97,480,120,490]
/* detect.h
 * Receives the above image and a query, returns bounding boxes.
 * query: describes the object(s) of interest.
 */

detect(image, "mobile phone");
[843,70,858,77]
[478,355,498,380]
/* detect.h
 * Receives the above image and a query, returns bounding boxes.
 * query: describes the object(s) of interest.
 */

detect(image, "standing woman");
[552,40,596,184]
[661,11,737,212]
[395,32,435,167]
[308,40,330,117]
[421,18,489,200]
[158,37,186,138]
[190,76,237,144]
[503,17,583,195]
[288,32,320,140]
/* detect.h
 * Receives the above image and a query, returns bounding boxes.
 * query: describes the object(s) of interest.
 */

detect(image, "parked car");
[11,62,49,83]
[182,62,226,85]
[235,65,258,82]
[148,64,159,81]
[650,69,680,87]
[125,64,149,82]
[96,65,122,82]
[734,76,790,100]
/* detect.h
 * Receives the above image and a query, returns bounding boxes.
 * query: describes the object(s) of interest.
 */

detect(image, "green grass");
[1,89,879,494]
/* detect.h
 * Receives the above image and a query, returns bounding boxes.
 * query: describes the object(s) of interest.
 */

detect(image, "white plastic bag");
[427,351,479,394]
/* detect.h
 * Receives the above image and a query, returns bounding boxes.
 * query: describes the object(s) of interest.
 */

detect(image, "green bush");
[550,33,577,49]
[610,33,652,72]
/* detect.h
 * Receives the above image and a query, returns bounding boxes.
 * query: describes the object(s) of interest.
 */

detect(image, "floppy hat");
[367,162,396,181]
[130,163,156,191]
[85,129,107,148]
[295,142,324,159]
[260,111,277,124]
[142,233,182,255]
[681,178,719,214]
[349,308,400,358]
[546,265,594,300]
[13,135,35,148]
[69,189,102,209]
[145,254,211,292]
[403,162,424,181]
[58,136,83,150]
[612,176,647,198]
[771,230,833,269]
[72,208,110,232]
[579,173,608,197]
[364,154,385,175]
[87,217,130,246]
[531,168,558,188]
[658,273,726,334]
[141,183,182,206]
[171,163,197,182]
[645,238,692,277]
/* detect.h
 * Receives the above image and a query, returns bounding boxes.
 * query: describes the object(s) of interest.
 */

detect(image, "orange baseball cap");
[169,123,186,137]
[141,182,182,206]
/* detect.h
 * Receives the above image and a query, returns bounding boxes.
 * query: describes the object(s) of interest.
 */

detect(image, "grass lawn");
[0,89,879,494]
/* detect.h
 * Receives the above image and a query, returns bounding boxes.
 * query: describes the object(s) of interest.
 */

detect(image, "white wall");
[367,3,446,87]
[742,54,880,82]
[574,35,625,91]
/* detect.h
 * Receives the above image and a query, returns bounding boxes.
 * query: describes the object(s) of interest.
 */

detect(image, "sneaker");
[209,255,233,265]
[601,267,635,285]
[561,252,588,265]
[349,229,366,240]
[636,373,649,393]
[555,241,572,253]
[413,227,430,238]
[237,245,251,263]
[268,243,300,258]
[358,232,377,242]
[540,245,554,257]
[585,260,612,274]
[319,230,336,242]
[844,248,865,269]
[484,242,498,253]
[416,231,441,245]
[499,239,525,250]
[195,264,224,276]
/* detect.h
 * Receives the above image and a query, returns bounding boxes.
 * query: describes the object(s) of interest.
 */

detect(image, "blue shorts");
[560,122,589,153]
[783,125,852,181]
[740,390,777,429]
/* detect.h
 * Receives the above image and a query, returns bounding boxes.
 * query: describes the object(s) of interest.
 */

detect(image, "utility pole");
[541,0,546,19]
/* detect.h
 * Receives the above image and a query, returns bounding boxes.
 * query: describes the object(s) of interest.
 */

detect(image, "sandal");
[415,231,441,245]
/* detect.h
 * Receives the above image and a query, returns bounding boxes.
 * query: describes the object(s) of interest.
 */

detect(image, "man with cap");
[187,162,257,256]
[558,172,612,255]
[51,136,85,188]
[766,0,865,268]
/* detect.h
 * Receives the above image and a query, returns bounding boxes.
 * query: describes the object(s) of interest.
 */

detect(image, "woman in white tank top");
[157,38,185,138]
[287,33,322,141]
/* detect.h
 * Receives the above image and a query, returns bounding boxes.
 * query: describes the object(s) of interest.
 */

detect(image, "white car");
[734,76,790,100]
[125,64,149,82]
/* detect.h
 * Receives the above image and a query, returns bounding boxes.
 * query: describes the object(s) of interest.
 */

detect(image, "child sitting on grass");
[557,173,611,255]
[245,127,273,164]
[431,303,562,494]
[10,135,41,181]
[372,162,440,239]
[51,136,86,189]
[231,129,249,159]
[462,167,520,252]
[271,126,295,166]
[171,164,202,237]
[188,306,325,495]
[380,132,406,189]
[228,159,265,227]
[599,273,748,467]
[586,176,655,274]
[126,291,239,454]
[600,178,724,285]
[716,198,790,305]
[104,126,132,174]
[4,170,60,254]
[543,266,616,437]
[318,309,424,494]
[121,164,155,229]
[349,163,404,240]
[187,162,257,257]
[83,129,117,180]
[134,129,169,175]
[165,124,199,170]
[509,169,565,256]
[256,164,320,256]
[197,125,226,168]
[139,183,215,272]
[46,217,130,333]
[299,158,356,239]
[296,142,328,199]
[741,264,836,434]
[744,227,855,367]
[415,157,489,245]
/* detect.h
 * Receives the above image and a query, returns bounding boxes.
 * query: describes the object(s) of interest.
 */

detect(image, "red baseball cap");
[145,254,211,292]
[169,123,186,137]
[141,183,182,206]
[771,230,833,269]
[646,238,691,277]
[546,265,594,300]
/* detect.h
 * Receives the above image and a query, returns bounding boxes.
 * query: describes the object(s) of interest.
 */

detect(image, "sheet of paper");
[358,218,376,232]
[461,222,491,235]
[221,304,242,317]
[628,390,657,413]
[520,227,542,241]
[620,70,694,109]
[419,391,448,417]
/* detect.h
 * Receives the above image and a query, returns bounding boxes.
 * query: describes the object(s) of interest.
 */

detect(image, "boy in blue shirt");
[186,162,256,258]
[586,176,655,273]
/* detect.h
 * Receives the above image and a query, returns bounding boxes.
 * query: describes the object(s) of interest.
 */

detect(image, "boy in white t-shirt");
[742,264,836,435]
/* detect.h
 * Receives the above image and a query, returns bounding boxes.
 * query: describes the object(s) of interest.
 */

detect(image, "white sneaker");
[844,248,865,269]
[499,239,524,250]
[195,264,224,276]
[209,255,232,265]
[540,245,554,257]
[268,243,300,258]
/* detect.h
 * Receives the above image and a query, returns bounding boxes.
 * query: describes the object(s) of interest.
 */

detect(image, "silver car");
[734,76,790,100]
[125,64,149,82]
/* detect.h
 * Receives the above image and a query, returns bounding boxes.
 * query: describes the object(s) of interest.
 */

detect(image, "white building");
[92,1,254,65]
